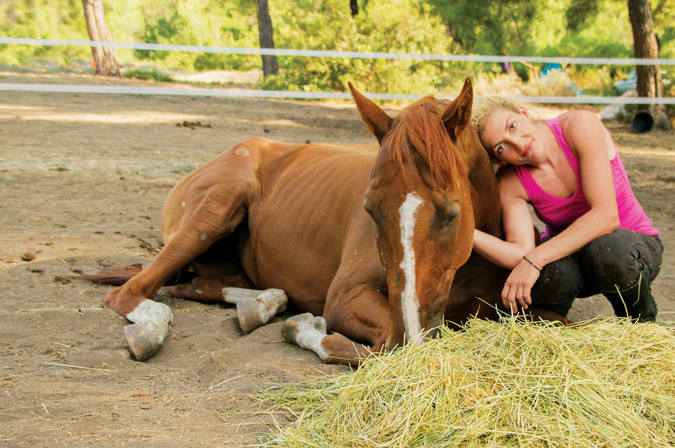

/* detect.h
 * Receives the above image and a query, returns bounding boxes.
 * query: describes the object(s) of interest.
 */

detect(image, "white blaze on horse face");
[398,192,424,345]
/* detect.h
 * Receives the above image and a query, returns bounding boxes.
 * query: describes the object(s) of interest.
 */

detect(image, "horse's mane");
[384,97,467,191]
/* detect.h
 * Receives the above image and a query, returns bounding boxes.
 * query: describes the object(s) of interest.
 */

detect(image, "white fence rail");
[1,38,673,104]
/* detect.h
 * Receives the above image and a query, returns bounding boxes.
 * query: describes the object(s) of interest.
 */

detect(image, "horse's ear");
[348,82,392,144]
[442,77,473,140]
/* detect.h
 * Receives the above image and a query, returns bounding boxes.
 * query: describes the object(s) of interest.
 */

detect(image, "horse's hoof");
[223,287,263,304]
[281,313,329,361]
[281,313,327,342]
[123,323,164,361]
[236,289,288,334]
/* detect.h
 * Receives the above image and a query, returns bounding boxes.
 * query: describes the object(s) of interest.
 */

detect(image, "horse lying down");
[80,79,565,364]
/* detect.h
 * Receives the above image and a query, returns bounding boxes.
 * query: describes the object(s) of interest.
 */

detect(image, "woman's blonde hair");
[470,96,520,139]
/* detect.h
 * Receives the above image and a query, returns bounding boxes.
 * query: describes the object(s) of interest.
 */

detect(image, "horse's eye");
[438,201,460,228]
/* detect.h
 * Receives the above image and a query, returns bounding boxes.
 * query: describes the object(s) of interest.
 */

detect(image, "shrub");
[261,0,455,94]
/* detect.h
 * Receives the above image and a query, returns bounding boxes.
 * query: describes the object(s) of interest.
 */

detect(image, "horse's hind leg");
[169,274,254,303]
[171,278,288,334]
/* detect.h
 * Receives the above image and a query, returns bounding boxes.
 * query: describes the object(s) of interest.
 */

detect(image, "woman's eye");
[509,121,517,130]
[496,144,504,154]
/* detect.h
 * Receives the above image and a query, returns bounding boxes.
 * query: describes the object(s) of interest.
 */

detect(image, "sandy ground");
[0,72,673,447]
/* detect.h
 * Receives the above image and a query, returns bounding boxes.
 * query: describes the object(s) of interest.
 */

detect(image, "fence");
[1,37,673,104]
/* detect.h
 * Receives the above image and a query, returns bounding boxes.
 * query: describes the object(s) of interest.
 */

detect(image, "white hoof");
[282,313,329,361]
[126,299,173,326]
[124,323,165,361]
[124,300,173,361]
[233,288,288,333]
[222,287,264,304]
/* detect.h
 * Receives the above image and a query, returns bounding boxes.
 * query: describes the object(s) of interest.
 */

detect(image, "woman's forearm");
[473,229,530,269]
[527,207,619,269]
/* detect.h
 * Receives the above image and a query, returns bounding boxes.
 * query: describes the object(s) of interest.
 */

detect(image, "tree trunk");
[82,0,121,77]
[256,0,279,77]
[627,0,671,130]
[350,0,359,16]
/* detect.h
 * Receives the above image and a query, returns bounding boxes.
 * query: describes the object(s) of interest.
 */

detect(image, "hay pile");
[261,317,674,447]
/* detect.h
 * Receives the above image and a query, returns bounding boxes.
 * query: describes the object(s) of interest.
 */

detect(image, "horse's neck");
[465,137,503,238]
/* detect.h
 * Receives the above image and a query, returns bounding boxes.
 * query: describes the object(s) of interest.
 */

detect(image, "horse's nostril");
[426,326,441,339]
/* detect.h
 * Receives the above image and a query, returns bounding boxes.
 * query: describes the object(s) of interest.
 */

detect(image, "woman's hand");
[501,258,541,312]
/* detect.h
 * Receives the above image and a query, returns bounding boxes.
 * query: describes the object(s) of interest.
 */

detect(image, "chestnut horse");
[85,79,524,364]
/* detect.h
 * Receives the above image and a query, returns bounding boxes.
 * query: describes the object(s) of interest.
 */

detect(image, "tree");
[256,0,279,76]
[82,0,121,77]
[350,0,359,16]
[627,0,671,129]
[426,0,538,57]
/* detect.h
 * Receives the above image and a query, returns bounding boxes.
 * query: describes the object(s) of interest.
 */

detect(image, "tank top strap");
[545,117,580,175]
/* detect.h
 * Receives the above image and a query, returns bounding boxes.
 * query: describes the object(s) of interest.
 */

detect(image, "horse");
[81,78,542,364]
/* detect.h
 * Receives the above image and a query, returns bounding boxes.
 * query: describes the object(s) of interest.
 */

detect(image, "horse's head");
[349,78,476,347]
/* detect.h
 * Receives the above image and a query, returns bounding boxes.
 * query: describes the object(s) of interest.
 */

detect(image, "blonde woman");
[470,98,662,321]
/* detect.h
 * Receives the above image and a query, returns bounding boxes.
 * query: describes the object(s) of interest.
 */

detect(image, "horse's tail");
[75,263,143,285]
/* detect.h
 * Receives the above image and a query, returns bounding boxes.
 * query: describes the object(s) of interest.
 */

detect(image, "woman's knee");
[531,256,583,315]
[583,230,662,291]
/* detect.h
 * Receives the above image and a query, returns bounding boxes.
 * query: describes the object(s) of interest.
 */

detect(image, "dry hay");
[260,317,675,447]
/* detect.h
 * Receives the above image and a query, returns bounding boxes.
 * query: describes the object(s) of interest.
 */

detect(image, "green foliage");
[0,0,90,65]
[262,0,454,94]
[565,0,598,32]
[426,0,539,55]
[0,0,672,98]
[127,1,259,70]
[123,69,174,82]
[135,12,184,60]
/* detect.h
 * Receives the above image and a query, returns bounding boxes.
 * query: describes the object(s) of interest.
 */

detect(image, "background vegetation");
[0,0,673,96]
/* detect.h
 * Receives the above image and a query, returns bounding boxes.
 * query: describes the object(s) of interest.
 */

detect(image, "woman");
[470,97,662,321]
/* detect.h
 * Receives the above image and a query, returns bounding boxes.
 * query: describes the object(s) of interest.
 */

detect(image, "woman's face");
[480,108,540,165]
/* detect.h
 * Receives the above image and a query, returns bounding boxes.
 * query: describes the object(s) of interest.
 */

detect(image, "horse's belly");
[241,151,373,313]
[239,214,349,315]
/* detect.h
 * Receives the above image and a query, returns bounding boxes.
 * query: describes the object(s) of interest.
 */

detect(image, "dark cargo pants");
[531,229,663,321]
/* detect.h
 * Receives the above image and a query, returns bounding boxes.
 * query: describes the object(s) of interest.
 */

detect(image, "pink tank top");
[514,117,659,239]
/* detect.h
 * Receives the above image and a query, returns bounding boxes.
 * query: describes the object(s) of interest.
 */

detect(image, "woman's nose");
[503,135,522,152]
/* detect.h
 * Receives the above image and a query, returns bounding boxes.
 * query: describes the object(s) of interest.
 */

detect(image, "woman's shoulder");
[556,110,605,138]
[556,110,613,157]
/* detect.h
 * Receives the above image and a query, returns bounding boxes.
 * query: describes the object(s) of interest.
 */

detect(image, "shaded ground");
[0,72,673,447]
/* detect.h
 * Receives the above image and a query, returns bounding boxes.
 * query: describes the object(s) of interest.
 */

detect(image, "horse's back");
[163,137,379,313]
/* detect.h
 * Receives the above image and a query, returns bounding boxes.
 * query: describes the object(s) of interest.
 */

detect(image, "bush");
[123,69,174,82]
[261,0,454,94]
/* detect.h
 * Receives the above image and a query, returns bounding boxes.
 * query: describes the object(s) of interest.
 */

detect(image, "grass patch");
[123,69,175,83]
[260,316,675,447]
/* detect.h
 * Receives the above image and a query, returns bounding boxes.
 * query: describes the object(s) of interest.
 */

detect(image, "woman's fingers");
[501,283,516,312]
[515,285,528,309]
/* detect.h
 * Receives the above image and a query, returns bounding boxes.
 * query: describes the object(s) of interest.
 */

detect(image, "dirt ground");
[1,72,673,447]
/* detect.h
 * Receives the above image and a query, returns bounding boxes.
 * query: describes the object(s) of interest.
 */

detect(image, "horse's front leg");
[105,196,247,360]
[283,284,391,367]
